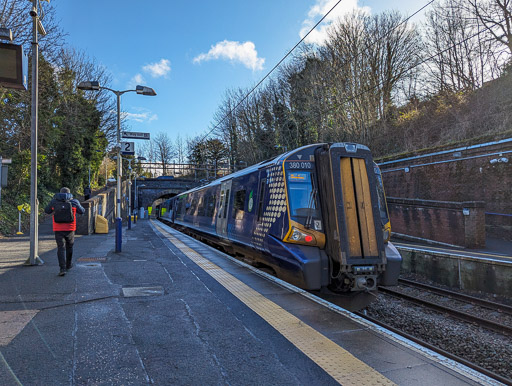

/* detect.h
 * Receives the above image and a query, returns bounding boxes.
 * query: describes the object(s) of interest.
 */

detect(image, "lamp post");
[78,82,156,252]
[26,0,47,266]
[126,158,133,230]
[134,156,146,216]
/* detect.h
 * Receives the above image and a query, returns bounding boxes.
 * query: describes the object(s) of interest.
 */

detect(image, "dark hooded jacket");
[44,193,85,232]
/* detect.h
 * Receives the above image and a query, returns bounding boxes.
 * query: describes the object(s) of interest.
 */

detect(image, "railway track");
[377,280,512,336]
[398,278,512,316]
[353,278,512,384]
[355,311,512,385]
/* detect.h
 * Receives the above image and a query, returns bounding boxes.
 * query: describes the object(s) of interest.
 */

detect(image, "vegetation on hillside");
[185,0,512,167]
[1,0,511,234]
[0,1,115,234]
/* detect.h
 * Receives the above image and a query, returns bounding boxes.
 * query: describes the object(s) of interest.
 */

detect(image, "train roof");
[177,142,369,197]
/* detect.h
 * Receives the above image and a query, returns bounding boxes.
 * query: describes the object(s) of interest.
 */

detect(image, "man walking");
[45,187,85,276]
[84,185,92,201]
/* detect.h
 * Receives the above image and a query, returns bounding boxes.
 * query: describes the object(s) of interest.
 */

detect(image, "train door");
[315,143,385,267]
[216,179,232,238]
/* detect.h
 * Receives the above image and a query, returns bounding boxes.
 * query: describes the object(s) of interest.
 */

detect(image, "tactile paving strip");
[153,221,394,386]
[0,310,39,346]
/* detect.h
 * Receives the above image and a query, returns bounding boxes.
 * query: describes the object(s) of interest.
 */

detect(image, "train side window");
[197,197,206,216]
[257,180,266,221]
[218,190,225,218]
[190,198,198,213]
[233,189,246,219]
[223,189,230,219]
[207,195,216,217]
[176,198,184,220]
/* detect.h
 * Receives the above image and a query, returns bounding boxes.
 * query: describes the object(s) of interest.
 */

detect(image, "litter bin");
[95,215,109,234]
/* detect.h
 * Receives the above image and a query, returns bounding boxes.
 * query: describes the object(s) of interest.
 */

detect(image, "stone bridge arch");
[134,178,200,209]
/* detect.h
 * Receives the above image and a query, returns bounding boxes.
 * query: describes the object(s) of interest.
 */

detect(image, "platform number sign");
[121,141,135,155]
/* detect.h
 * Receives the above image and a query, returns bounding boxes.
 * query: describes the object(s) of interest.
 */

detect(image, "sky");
[51,0,430,152]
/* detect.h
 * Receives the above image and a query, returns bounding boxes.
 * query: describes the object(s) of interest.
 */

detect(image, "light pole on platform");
[134,156,146,215]
[136,184,146,219]
[78,82,156,252]
[127,158,133,230]
[26,0,47,266]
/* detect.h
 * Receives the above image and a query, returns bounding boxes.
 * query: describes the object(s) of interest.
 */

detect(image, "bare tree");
[214,90,241,170]
[205,139,228,178]
[0,0,65,59]
[139,139,158,177]
[470,0,512,55]
[154,132,174,176]
[424,0,503,92]
[57,48,117,142]
[173,134,186,176]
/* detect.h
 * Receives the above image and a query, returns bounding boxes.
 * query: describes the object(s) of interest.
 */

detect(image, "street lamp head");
[78,81,100,91]
[136,85,157,96]
[137,156,147,161]
[0,28,13,41]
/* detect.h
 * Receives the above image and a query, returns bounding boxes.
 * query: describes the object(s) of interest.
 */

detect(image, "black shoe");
[66,263,73,271]
[59,269,66,276]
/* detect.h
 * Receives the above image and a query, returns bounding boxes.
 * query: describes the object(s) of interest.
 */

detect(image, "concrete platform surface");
[0,218,501,385]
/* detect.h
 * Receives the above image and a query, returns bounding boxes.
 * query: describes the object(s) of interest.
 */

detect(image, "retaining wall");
[398,247,512,298]
[380,138,512,240]
[388,198,485,248]
[76,182,127,235]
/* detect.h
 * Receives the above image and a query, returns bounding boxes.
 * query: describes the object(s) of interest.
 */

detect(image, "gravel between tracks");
[365,293,512,380]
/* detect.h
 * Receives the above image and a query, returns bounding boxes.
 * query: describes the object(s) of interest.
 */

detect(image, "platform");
[0,219,501,385]
[393,239,512,263]
[393,238,512,298]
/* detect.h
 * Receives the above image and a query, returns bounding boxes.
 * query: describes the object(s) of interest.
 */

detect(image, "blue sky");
[52,0,429,149]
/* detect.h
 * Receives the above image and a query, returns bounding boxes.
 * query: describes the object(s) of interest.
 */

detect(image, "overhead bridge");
[135,178,201,209]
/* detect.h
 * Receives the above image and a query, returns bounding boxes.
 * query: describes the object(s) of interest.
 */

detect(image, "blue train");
[158,143,401,299]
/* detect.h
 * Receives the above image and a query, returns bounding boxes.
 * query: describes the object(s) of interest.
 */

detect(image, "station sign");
[121,131,150,140]
[120,141,135,155]
[0,157,11,188]
[0,43,28,90]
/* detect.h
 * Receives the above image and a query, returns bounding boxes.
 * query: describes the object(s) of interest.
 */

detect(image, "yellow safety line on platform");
[152,221,394,386]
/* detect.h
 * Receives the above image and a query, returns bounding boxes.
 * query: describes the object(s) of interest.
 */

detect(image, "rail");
[377,285,512,336]
[355,311,512,385]
[398,278,512,316]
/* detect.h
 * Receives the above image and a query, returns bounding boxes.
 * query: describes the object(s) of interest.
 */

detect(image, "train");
[157,143,401,306]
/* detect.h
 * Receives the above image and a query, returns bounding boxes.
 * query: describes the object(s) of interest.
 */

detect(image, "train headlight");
[288,227,316,245]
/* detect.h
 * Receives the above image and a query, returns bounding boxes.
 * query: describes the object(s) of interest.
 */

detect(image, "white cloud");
[300,0,371,46]
[127,73,146,89]
[193,40,265,71]
[120,110,158,123]
[143,59,171,78]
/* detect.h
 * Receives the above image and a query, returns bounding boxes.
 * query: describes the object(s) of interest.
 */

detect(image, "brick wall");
[76,185,123,235]
[380,139,512,240]
[387,198,486,248]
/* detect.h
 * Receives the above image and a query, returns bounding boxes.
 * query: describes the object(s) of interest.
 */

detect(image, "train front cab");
[312,143,400,292]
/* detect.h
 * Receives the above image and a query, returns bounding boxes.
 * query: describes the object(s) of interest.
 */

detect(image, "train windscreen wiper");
[305,188,317,229]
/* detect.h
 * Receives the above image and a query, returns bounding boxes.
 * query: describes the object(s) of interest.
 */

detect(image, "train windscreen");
[286,171,322,229]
